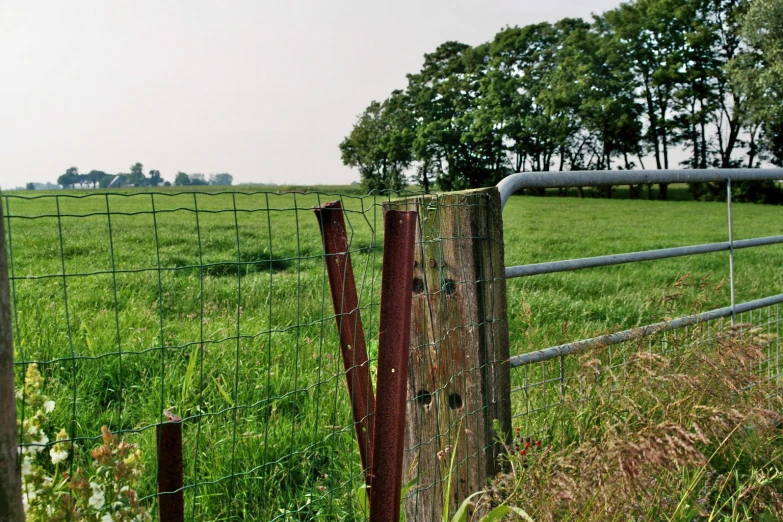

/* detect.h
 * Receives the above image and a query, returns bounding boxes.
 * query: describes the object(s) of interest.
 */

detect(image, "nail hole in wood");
[412,278,425,295]
[416,389,432,406]
[448,393,463,410]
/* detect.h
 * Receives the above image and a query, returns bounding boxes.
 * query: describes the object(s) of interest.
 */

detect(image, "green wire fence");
[4,188,508,521]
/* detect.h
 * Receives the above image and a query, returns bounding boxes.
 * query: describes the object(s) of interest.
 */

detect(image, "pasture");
[6,187,783,520]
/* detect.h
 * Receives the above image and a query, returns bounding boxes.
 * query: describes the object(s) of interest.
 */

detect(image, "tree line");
[340,0,783,201]
[45,163,233,190]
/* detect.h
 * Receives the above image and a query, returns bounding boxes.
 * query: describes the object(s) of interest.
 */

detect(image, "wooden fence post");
[388,187,511,522]
[0,192,24,521]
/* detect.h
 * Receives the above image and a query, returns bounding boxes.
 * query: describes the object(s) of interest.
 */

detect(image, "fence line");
[3,188,506,521]
[3,170,783,520]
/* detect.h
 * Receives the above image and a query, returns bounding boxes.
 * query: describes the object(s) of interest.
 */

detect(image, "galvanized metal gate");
[497,168,783,437]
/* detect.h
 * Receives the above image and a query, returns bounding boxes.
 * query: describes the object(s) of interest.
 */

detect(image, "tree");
[604,0,699,199]
[209,173,233,186]
[174,172,191,186]
[148,170,162,186]
[57,167,79,189]
[557,18,643,197]
[730,0,783,165]
[189,174,208,186]
[704,0,752,169]
[126,163,146,186]
[25,183,35,190]
[86,170,107,188]
[406,41,507,190]
[340,91,413,191]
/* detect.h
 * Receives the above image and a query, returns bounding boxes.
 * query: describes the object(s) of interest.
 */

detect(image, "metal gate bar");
[498,168,783,370]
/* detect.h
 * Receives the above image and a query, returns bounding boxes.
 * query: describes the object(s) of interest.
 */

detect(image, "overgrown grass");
[486,314,783,520]
[5,188,783,520]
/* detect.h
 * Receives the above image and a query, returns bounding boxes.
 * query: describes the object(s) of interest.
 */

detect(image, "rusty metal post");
[157,410,183,522]
[370,210,417,522]
[314,201,376,481]
[0,192,24,522]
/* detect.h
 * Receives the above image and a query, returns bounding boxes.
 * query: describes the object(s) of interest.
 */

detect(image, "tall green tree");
[340,90,413,191]
[604,0,699,198]
[57,167,79,189]
[484,24,566,176]
[704,0,751,168]
[174,172,191,186]
[560,18,643,172]
[126,163,147,186]
[86,170,107,188]
[406,41,507,190]
[730,0,783,166]
[148,170,162,186]
[209,173,233,186]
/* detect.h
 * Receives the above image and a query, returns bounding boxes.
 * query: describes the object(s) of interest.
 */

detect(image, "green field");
[7,187,783,520]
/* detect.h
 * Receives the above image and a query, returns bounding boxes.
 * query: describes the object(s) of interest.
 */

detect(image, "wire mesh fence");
[4,188,507,521]
[8,177,781,521]
[509,304,783,443]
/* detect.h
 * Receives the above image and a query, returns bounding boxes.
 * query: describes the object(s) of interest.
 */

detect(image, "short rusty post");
[0,191,24,521]
[370,210,417,522]
[157,410,183,522]
[314,201,376,481]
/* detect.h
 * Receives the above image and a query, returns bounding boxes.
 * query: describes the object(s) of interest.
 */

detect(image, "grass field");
[6,186,783,520]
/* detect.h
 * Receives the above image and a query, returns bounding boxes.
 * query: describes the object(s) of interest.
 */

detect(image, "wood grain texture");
[0,192,24,522]
[387,187,511,522]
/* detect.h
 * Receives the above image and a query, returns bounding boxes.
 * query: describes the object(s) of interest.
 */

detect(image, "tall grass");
[487,312,783,520]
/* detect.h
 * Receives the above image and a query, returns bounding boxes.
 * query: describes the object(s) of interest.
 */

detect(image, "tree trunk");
[421,160,430,194]
[747,124,758,168]
[700,119,708,169]
[658,183,669,201]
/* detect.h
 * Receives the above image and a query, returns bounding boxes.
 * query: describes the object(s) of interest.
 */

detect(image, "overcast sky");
[0,0,624,189]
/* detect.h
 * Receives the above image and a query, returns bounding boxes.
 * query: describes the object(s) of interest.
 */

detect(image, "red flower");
[524,441,530,449]
[520,449,527,456]
[535,440,542,447]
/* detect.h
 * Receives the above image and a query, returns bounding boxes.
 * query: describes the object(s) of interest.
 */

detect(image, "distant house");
[107,176,124,189]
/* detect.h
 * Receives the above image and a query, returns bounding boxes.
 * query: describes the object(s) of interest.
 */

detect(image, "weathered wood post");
[388,187,511,522]
[0,192,25,521]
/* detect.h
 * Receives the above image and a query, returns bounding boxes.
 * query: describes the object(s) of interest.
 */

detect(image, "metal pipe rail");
[506,235,783,278]
[497,168,783,210]
[509,293,783,367]
[497,168,783,369]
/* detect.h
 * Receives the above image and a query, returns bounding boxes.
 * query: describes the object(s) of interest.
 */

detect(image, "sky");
[0,0,624,189]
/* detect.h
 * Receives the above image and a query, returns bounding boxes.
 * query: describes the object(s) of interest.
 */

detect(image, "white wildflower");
[50,446,68,465]
[20,457,32,477]
[89,482,105,509]
[43,400,55,413]
[24,488,37,502]
[30,432,49,453]
[101,513,115,522]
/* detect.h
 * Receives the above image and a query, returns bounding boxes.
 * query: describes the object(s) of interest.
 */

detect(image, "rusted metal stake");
[370,210,417,522]
[157,410,183,522]
[314,201,376,482]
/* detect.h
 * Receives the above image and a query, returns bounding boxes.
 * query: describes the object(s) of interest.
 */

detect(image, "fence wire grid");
[5,188,502,521]
[510,306,783,442]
